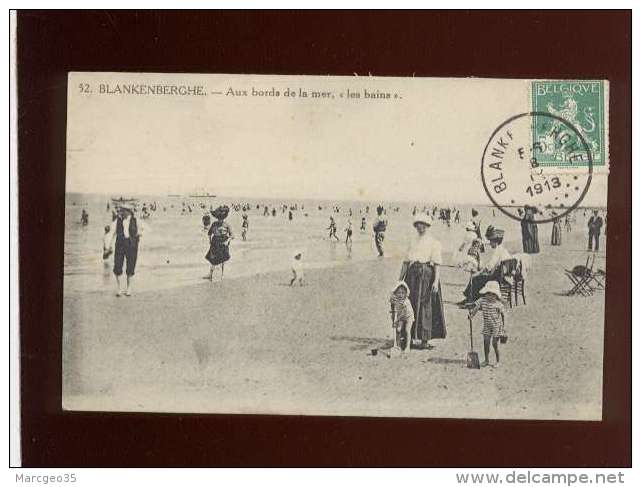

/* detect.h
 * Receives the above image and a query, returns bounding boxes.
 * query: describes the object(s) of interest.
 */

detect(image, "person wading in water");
[205,205,233,281]
[109,202,143,297]
[372,205,387,257]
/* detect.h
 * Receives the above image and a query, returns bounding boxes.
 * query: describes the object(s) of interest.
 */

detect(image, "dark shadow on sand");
[426,356,467,366]
[330,335,394,351]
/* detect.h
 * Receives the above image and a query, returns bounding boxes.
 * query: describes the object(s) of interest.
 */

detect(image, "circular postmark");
[481,111,593,224]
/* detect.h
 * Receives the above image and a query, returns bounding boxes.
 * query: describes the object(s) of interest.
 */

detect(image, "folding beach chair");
[584,253,606,291]
[564,255,601,296]
[564,268,593,296]
[588,268,606,290]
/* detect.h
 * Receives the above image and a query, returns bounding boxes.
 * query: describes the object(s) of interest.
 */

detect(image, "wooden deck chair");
[499,259,518,308]
[513,259,526,305]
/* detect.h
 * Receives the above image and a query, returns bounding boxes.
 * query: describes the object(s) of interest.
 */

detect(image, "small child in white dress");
[290,251,304,286]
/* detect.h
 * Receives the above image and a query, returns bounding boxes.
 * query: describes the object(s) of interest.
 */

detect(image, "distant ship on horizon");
[187,188,217,198]
[167,189,217,198]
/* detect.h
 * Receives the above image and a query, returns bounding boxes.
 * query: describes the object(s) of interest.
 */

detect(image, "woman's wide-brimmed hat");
[486,227,505,241]
[210,205,230,220]
[392,280,410,296]
[413,213,433,227]
[479,281,502,299]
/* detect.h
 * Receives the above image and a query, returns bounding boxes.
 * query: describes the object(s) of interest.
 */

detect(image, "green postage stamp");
[531,80,608,169]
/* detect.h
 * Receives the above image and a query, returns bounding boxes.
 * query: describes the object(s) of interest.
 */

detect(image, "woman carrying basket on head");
[205,205,233,281]
[399,213,447,350]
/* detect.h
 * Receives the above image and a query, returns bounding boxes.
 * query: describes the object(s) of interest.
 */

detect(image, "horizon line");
[65,191,607,209]
[65,190,499,207]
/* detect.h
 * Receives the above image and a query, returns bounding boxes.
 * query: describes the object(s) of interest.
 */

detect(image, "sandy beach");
[60,71,611,422]
[63,221,605,420]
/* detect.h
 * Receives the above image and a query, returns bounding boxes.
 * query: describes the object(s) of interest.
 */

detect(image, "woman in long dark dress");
[521,205,540,254]
[205,205,233,281]
[399,213,446,349]
[551,214,562,246]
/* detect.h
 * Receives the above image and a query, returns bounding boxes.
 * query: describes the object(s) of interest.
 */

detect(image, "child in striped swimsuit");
[468,281,505,367]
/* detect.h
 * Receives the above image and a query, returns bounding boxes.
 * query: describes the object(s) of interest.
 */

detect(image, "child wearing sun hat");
[389,281,415,353]
[468,281,506,367]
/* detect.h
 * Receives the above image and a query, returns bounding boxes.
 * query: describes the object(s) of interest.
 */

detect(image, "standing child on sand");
[290,251,304,286]
[389,281,414,353]
[468,281,506,367]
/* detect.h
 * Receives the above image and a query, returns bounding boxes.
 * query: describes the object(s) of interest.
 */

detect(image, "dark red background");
[17,10,631,466]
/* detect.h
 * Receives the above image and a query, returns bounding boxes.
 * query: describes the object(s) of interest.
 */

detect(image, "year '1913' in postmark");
[481,111,593,224]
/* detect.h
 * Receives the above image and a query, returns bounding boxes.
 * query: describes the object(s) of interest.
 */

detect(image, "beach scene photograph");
[63,73,609,419]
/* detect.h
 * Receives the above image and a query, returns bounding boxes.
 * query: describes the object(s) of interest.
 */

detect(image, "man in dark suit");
[109,203,142,296]
[587,210,604,251]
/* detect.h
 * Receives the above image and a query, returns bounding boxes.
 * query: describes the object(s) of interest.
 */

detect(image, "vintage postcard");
[63,73,609,419]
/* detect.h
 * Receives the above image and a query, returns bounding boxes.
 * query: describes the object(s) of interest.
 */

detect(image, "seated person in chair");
[460,227,511,305]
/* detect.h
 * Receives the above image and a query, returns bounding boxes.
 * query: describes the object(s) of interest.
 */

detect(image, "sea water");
[64,192,573,294]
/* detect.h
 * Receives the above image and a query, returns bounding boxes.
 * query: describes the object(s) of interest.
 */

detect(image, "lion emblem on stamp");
[531,80,607,168]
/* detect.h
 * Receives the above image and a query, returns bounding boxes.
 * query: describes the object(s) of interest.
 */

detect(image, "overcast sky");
[66,73,608,205]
